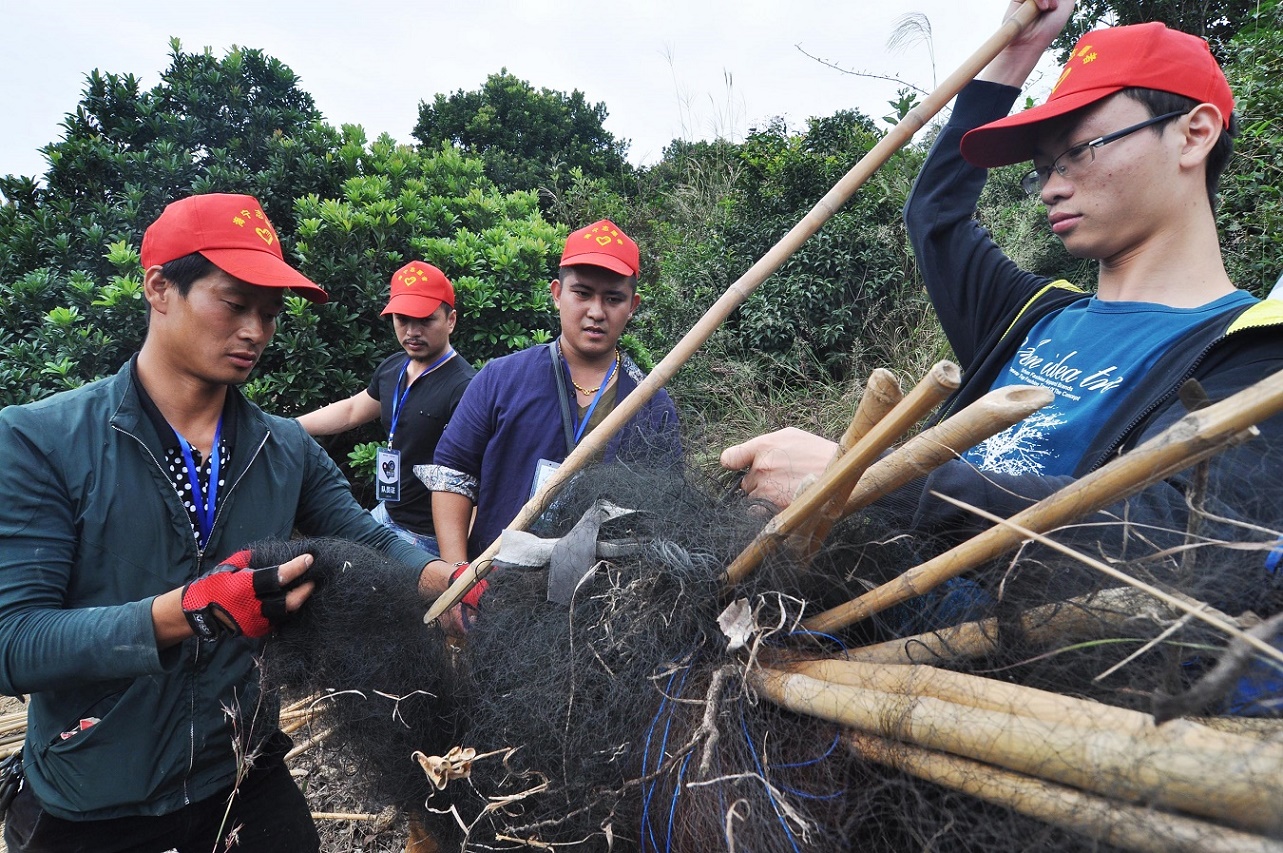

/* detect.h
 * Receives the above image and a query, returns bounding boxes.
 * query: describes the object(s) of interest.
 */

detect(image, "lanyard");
[573,356,617,445]
[388,349,455,445]
[174,418,223,549]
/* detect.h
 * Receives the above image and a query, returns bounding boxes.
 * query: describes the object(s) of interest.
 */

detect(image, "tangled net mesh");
[258,439,1283,852]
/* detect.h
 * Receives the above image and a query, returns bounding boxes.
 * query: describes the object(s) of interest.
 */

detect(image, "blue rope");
[739,712,803,853]
[641,662,693,852]
[663,752,693,851]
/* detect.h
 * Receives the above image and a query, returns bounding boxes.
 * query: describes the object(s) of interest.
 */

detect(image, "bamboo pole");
[843,586,1225,666]
[724,361,960,586]
[846,732,1283,853]
[424,0,1045,625]
[832,369,904,463]
[751,666,1283,834]
[803,366,1283,635]
[793,369,903,552]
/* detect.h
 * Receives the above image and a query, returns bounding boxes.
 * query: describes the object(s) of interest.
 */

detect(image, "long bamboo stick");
[751,667,1283,834]
[803,366,1283,634]
[846,732,1283,853]
[724,361,960,585]
[424,0,1045,625]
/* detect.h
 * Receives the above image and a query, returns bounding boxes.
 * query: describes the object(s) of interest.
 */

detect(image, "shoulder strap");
[548,343,576,456]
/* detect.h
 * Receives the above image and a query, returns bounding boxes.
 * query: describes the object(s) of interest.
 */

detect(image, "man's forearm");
[432,490,474,564]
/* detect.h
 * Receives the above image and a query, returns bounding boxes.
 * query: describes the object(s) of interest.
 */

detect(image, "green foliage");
[0,43,565,498]
[1218,2,1283,295]
[412,70,633,198]
[1052,0,1266,60]
[648,110,926,387]
[287,137,564,404]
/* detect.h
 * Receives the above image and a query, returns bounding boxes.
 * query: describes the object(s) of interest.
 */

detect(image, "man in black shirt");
[300,261,474,555]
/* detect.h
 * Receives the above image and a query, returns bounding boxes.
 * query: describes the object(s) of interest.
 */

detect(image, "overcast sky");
[2,1,1050,181]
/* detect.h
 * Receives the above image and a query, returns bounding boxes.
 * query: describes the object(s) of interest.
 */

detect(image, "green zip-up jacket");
[0,359,431,820]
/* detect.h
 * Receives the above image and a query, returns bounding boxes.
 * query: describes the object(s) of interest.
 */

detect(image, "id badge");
[376,446,401,502]
[530,457,561,499]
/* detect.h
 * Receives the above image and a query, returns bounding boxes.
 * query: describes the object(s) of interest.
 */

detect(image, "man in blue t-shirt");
[299,261,474,555]
[422,220,680,562]
[721,2,1283,543]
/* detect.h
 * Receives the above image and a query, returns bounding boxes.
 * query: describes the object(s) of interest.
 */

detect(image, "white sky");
[1,1,1050,181]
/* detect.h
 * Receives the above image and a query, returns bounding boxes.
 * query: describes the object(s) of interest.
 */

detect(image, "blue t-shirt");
[965,290,1256,476]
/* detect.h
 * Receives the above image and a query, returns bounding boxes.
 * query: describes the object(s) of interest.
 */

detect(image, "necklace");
[570,349,621,396]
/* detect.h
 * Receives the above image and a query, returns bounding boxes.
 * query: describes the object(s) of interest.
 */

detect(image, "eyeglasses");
[1020,110,1188,197]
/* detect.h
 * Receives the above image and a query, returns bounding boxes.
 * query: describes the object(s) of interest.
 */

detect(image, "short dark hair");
[557,265,638,292]
[158,252,219,296]
[1120,87,1237,208]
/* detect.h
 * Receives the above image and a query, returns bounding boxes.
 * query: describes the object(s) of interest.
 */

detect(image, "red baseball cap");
[141,193,329,303]
[381,261,455,318]
[560,219,640,277]
[961,22,1234,168]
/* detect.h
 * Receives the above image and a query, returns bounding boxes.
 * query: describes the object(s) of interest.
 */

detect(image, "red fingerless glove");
[449,562,488,631]
[182,550,288,640]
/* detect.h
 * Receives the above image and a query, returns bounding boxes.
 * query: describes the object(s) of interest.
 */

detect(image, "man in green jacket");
[0,193,457,852]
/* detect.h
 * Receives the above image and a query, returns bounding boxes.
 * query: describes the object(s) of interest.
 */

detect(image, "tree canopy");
[411,69,632,197]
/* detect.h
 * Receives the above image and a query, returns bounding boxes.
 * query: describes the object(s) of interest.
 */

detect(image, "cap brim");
[201,247,329,304]
[560,253,636,277]
[382,294,445,318]
[959,86,1124,168]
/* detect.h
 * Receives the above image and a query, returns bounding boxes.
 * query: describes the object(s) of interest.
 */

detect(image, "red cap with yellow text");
[381,261,455,318]
[560,219,639,277]
[141,193,328,303]
[960,22,1234,168]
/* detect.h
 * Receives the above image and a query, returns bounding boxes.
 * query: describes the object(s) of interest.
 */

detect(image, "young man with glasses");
[723,1,1283,549]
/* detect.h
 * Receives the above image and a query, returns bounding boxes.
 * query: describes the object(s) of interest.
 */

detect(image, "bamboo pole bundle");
[724,361,961,586]
[424,0,1046,625]
[751,665,1283,834]
[845,732,1283,853]
[804,366,1283,635]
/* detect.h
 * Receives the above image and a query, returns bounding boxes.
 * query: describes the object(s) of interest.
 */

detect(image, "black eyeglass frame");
[1019,109,1189,197]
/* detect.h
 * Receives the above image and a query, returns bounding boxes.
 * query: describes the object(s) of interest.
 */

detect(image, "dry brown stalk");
[284,726,336,762]
[846,731,1283,853]
[281,692,322,715]
[0,709,28,737]
[843,587,1229,666]
[803,366,1283,634]
[752,666,1283,834]
[724,361,960,586]
[312,811,381,821]
[424,0,1046,625]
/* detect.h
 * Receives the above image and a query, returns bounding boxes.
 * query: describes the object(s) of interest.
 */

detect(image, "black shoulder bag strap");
[548,343,576,457]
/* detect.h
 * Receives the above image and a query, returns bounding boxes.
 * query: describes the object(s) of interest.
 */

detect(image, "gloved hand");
[181,550,292,640]
[450,562,488,630]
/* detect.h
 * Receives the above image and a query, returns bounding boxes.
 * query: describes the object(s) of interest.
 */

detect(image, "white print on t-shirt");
[1014,339,1126,399]
[967,408,1065,475]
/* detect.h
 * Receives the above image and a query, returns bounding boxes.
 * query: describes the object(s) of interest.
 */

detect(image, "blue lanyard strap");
[573,355,618,445]
[174,418,223,549]
[389,349,455,444]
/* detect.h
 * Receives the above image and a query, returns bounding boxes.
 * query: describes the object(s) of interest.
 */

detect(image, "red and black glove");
[450,562,488,630]
[181,550,290,640]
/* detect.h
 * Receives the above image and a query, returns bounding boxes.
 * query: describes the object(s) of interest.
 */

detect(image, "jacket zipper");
[112,422,271,806]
